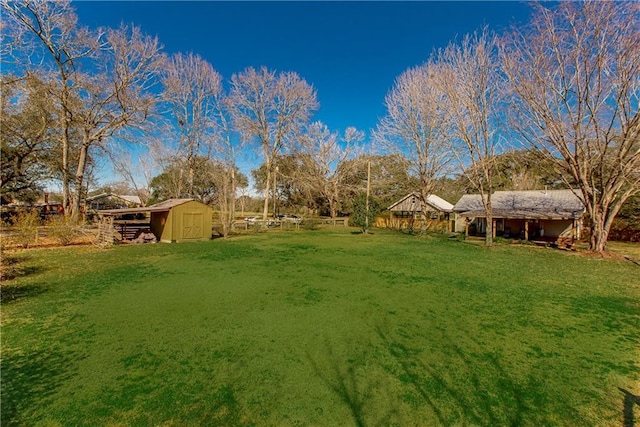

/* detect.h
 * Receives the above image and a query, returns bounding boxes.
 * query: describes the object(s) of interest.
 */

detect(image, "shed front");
[156,200,212,243]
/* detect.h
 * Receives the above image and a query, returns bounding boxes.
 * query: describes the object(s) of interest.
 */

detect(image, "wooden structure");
[453,189,585,242]
[86,193,142,210]
[384,192,455,231]
[98,199,213,243]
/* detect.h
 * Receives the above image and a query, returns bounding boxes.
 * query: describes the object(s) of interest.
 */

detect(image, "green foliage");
[149,156,247,205]
[251,154,320,212]
[1,76,55,204]
[1,230,638,425]
[301,218,319,230]
[340,154,418,211]
[349,192,381,233]
[46,215,80,246]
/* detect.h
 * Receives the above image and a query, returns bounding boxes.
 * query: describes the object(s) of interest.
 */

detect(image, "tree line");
[1,0,638,251]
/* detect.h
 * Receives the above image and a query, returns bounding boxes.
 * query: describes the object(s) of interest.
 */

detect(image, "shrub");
[46,215,80,246]
[11,210,41,248]
[349,193,381,233]
[301,219,319,231]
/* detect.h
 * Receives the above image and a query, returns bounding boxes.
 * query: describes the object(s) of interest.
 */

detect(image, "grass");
[1,228,639,426]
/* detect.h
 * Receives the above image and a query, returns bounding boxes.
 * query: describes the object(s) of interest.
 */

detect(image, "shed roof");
[86,193,142,205]
[97,198,198,216]
[388,192,454,212]
[453,189,585,219]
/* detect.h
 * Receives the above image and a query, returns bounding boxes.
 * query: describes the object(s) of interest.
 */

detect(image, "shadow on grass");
[620,388,640,427]
[0,281,48,304]
[306,340,399,427]
[0,254,47,304]
[1,349,77,426]
[375,325,589,425]
[87,350,244,426]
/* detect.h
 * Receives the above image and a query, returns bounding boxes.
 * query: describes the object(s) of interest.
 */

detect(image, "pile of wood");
[131,230,156,244]
[556,236,575,250]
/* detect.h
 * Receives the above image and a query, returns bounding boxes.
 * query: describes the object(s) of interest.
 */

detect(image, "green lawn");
[2,228,638,426]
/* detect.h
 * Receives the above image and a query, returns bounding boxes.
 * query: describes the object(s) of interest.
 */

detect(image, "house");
[97,198,213,243]
[453,189,585,241]
[381,192,455,231]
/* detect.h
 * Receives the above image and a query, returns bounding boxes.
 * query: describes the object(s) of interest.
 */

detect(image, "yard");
[1,228,638,426]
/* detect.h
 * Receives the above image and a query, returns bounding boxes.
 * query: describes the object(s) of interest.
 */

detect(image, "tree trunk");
[223,167,236,238]
[589,210,610,253]
[60,86,72,215]
[262,165,271,221]
[71,140,90,222]
[330,181,339,219]
[484,194,493,246]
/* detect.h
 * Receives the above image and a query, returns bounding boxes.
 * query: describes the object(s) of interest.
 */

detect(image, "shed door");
[182,212,203,239]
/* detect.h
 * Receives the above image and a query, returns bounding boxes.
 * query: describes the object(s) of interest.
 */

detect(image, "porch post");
[492,219,496,238]
[524,220,529,241]
[465,217,470,240]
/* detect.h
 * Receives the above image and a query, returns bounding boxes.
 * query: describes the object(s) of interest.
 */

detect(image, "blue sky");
[75,1,533,137]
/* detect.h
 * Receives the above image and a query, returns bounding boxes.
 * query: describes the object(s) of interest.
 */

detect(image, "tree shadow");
[620,388,640,427]
[306,339,399,426]
[0,254,47,303]
[375,324,589,425]
[1,349,79,426]
[0,281,48,304]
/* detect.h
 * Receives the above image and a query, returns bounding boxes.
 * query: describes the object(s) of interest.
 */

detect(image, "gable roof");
[388,192,454,213]
[453,189,585,219]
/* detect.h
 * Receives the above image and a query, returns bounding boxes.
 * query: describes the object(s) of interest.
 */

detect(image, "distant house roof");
[97,198,196,216]
[388,192,454,213]
[86,193,142,205]
[453,189,585,219]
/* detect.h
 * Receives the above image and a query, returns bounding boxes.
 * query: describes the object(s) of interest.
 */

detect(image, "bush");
[349,193,381,233]
[47,215,80,246]
[11,210,41,248]
[301,219,319,231]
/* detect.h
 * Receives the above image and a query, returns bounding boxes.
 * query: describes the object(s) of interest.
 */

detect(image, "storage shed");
[381,192,455,231]
[98,198,213,243]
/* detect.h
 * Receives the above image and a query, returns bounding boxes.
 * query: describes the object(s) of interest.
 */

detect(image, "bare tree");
[109,147,153,205]
[161,52,222,197]
[3,1,164,220]
[374,61,454,233]
[69,24,163,219]
[501,1,640,252]
[210,93,243,237]
[439,29,504,245]
[297,122,364,219]
[2,0,96,213]
[229,66,318,220]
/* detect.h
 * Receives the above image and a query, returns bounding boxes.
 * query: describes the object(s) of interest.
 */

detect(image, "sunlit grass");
[2,228,638,425]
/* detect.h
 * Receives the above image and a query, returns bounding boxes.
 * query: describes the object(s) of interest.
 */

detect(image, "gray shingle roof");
[453,189,584,219]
